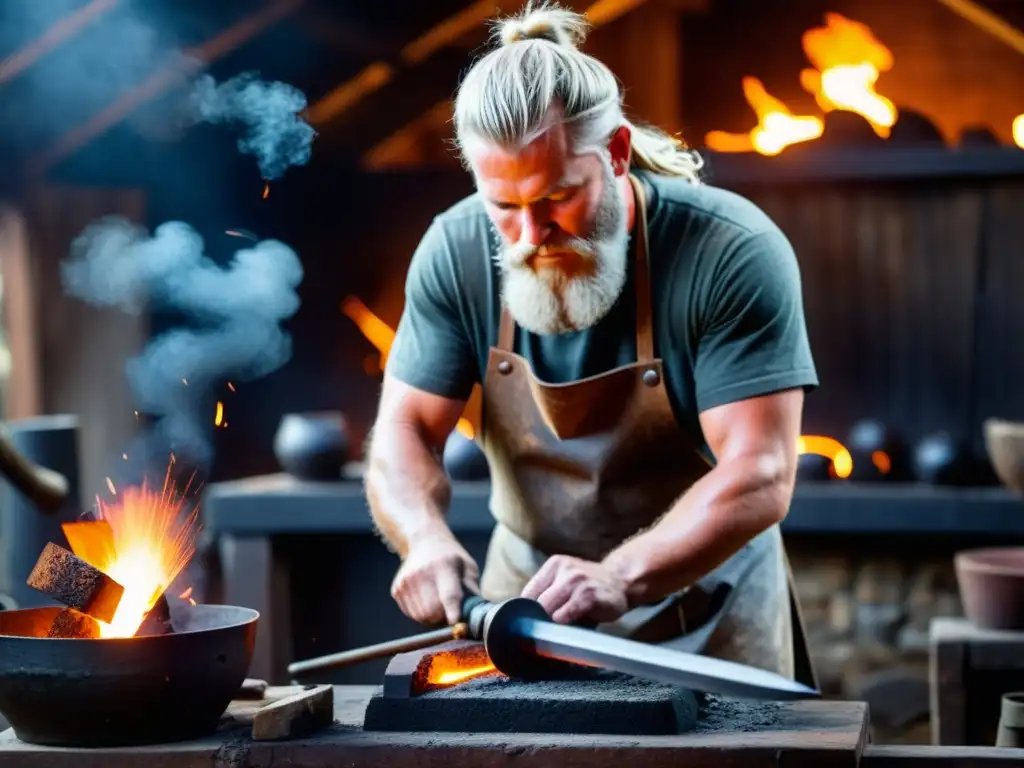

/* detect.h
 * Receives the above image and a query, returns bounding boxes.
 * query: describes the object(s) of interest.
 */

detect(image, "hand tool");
[290,593,820,700]
[288,622,471,679]
[0,422,69,514]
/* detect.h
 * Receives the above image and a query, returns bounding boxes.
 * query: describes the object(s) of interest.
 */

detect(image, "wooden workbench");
[0,685,871,768]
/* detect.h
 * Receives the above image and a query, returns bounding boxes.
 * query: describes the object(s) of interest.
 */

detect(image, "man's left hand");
[521,555,630,624]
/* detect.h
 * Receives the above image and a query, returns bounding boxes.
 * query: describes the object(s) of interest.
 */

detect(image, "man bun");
[496,2,590,48]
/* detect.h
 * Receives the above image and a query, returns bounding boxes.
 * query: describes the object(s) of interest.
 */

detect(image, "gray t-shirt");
[387,169,818,461]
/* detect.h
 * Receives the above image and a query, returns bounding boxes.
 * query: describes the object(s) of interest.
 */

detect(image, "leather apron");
[475,175,817,687]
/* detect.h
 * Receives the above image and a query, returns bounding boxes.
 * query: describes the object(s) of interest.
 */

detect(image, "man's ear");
[607,124,632,176]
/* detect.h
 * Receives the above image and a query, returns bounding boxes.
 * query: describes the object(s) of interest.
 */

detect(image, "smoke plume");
[61,220,303,472]
[187,72,316,180]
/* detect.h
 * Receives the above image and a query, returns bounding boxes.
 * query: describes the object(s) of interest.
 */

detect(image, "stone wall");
[787,536,965,744]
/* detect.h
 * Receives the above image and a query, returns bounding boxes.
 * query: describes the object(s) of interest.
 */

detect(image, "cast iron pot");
[0,604,258,747]
[273,411,350,480]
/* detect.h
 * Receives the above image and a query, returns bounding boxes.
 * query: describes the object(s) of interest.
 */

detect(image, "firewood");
[27,542,124,623]
[251,684,334,741]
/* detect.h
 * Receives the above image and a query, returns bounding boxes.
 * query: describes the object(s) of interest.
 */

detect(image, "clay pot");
[955,548,1024,630]
[273,412,349,481]
[984,419,1024,495]
[996,692,1024,747]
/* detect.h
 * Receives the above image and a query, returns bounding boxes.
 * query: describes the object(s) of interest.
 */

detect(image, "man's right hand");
[390,530,480,626]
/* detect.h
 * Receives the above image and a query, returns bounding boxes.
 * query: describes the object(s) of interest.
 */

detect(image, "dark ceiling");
[0,0,506,190]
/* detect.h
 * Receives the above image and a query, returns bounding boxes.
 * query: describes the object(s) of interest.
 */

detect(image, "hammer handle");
[288,622,469,679]
[0,423,69,514]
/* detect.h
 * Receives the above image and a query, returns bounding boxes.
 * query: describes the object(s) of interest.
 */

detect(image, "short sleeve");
[693,229,818,413]
[386,220,478,400]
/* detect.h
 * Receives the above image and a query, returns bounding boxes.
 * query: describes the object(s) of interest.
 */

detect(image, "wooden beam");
[362,0,656,168]
[934,0,1024,57]
[27,0,306,178]
[305,0,526,128]
[0,0,120,85]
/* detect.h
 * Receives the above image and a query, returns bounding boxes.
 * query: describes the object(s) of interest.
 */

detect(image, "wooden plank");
[741,182,983,448]
[0,686,869,768]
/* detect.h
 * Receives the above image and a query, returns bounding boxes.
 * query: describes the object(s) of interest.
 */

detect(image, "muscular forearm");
[602,453,793,606]
[365,421,453,558]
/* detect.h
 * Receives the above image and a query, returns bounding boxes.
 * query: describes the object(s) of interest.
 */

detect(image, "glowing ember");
[65,465,200,638]
[262,181,270,199]
[227,381,236,392]
[432,663,497,685]
[214,401,224,426]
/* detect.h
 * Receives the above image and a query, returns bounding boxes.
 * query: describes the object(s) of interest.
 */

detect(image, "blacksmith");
[365,1,818,683]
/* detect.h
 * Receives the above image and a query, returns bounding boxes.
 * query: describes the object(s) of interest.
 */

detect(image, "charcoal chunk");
[27,542,124,623]
[136,593,174,637]
[47,608,101,639]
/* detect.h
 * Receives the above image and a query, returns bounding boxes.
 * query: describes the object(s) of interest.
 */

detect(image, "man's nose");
[520,206,551,247]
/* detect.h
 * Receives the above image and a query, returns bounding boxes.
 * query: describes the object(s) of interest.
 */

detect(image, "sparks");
[182,378,188,386]
[122,453,128,461]
[227,381,235,392]
[77,465,202,638]
[106,477,116,495]
[214,401,224,426]
[262,181,270,199]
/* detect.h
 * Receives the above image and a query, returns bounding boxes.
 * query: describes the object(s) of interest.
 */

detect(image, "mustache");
[502,238,595,268]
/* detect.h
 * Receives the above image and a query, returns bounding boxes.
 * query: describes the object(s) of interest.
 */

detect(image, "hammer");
[0,421,70,514]
[288,595,499,679]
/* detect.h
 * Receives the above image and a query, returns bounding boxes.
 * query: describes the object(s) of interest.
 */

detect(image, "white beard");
[495,165,630,336]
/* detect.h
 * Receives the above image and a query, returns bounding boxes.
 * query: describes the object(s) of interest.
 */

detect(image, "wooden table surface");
[0,685,870,768]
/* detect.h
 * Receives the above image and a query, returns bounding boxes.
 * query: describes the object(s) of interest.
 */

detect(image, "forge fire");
[27,463,200,640]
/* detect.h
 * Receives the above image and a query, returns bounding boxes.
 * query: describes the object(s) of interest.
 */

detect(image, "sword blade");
[513,618,819,701]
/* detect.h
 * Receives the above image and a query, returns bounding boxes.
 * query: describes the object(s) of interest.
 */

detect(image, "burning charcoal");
[136,593,175,637]
[27,542,125,623]
[47,608,101,639]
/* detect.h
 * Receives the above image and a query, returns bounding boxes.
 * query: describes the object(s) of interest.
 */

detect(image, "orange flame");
[1014,114,1024,149]
[799,13,896,138]
[706,13,898,155]
[705,77,823,155]
[798,435,853,479]
[432,663,497,685]
[63,464,200,638]
[341,296,476,439]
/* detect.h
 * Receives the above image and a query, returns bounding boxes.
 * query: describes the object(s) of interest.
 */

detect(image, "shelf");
[699,146,1024,185]
[202,474,1024,538]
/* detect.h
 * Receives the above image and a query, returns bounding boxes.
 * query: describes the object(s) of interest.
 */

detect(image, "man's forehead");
[467,127,587,201]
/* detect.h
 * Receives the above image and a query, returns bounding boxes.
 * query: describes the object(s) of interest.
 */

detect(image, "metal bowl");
[0,603,258,747]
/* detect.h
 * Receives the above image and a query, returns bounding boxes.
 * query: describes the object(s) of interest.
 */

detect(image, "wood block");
[237,678,268,699]
[224,685,334,742]
[26,542,124,623]
[251,685,333,741]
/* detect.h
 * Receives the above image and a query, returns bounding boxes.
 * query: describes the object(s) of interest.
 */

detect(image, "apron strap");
[497,307,516,352]
[628,174,655,364]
